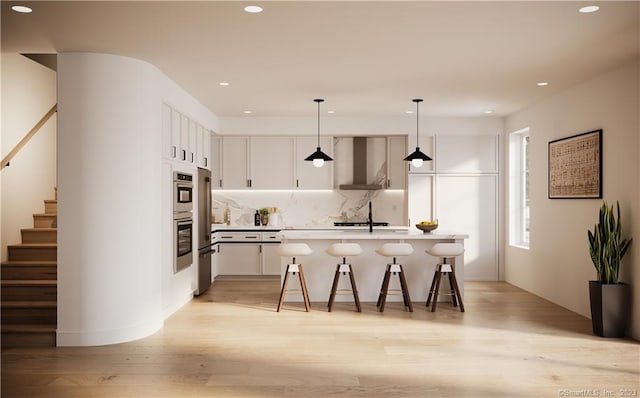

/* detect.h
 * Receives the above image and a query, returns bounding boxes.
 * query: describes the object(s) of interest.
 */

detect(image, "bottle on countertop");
[224,205,230,226]
[254,210,260,226]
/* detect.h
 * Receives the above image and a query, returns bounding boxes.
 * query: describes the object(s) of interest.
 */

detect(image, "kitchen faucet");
[368,201,373,233]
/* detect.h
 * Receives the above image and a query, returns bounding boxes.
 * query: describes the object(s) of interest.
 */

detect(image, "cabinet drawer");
[261,232,281,242]
[216,232,261,243]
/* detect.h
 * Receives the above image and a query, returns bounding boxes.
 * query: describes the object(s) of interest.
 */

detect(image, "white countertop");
[277,229,468,240]
[212,224,411,232]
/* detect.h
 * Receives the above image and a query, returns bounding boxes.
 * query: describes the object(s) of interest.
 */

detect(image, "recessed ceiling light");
[219,82,230,86]
[327,110,335,114]
[405,110,414,114]
[11,5,32,13]
[243,110,252,114]
[484,110,494,114]
[579,5,600,13]
[537,82,549,86]
[244,5,263,13]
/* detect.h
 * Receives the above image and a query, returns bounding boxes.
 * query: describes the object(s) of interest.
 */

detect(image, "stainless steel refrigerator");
[196,167,213,295]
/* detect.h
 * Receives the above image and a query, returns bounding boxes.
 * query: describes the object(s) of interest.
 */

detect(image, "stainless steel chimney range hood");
[338,137,383,190]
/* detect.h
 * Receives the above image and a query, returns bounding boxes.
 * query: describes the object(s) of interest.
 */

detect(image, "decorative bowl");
[416,223,438,233]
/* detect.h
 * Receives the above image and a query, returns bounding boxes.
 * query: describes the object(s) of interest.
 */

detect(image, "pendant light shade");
[305,98,333,168]
[404,98,432,168]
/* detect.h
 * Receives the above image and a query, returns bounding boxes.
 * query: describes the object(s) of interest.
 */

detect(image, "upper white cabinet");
[218,135,333,190]
[161,103,212,170]
[435,135,498,173]
[220,136,250,188]
[196,125,212,169]
[211,135,221,188]
[296,136,333,189]
[387,136,407,189]
[250,137,296,189]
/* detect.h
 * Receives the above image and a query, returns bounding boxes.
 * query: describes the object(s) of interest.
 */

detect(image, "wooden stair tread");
[21,227,57,231]
[1,280,57,286]
[7,243,57,248]
[1,300,57,308]
[2,260,57,266]
[1,324,56,333]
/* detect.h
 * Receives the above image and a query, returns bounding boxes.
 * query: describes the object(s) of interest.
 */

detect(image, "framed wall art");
[548,129,602,199]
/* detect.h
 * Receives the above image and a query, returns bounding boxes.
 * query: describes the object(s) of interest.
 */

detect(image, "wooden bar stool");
[326,243,363,312]
[375,243,414,312]
[276,243,312,312]
[425,243,465,312]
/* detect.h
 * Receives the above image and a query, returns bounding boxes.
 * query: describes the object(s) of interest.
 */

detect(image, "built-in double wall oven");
[173,172,193,273]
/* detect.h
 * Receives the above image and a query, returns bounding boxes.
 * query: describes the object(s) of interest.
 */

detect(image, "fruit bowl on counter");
[416,221,438,233]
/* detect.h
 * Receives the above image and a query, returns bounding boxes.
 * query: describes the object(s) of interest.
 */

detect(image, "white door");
[435,175,498,281]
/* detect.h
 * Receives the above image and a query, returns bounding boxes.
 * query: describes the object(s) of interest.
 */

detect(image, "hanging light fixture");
[305,98,333,168]
[404,98,432,168]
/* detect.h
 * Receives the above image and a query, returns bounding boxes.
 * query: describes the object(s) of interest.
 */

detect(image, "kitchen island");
[276,229,468,304]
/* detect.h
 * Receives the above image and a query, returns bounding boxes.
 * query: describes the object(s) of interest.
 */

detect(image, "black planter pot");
[589,281,630,338]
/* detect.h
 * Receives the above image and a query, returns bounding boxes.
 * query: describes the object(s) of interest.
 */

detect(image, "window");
[509,128,530,248]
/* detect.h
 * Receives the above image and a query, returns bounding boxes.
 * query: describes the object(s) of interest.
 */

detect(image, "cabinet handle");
[296,179,299,188]
[245,235,258,239]
[221,235,233,239]
[248,179,252,188]
[172,146,177,158]
[204,157,208,167]
[219,179,222,187]
[387,179,391,188]
[181,149,186,161]
[191,152,194,163]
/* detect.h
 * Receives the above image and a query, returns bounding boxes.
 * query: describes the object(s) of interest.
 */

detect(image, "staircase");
[1,190,57,347]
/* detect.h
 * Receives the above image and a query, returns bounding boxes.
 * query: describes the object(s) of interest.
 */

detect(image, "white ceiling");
[2,1,638,118]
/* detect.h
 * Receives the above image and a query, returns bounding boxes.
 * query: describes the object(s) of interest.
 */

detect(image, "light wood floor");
[2,279,638,397]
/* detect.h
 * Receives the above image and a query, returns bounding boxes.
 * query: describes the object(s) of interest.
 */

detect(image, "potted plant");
[259,208,270,226]
[587,200,633,337]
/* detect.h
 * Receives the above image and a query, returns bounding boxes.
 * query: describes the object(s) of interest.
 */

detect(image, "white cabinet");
[196,125,212,170]
[261,231,282,275]
[214,231,282,275]
[211,135,221,188]
[162,103,211,168]
[295,136,333,189]
[387,136,407,189]
[408,174,434,227]
[250,137,295,189]
[217,244,261,275]
[220,136,250,188]
[218,135,333,190]
[435,135,498,173]
[435,175,498,281]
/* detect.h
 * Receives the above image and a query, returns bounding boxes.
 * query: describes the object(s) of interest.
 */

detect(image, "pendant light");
[404,98,432,168]
[304,98,333,167]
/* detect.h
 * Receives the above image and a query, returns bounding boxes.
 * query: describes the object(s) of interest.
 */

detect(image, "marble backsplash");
[212,189,406,227]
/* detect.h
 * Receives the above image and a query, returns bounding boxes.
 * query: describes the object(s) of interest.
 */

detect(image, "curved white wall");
[57,53,164,346]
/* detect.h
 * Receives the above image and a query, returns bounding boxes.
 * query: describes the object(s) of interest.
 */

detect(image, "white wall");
[1,54,57,260]
[57,52,218,346]
[504,59,640,339]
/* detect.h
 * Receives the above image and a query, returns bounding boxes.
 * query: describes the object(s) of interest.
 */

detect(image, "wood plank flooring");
[2,279,638,397]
